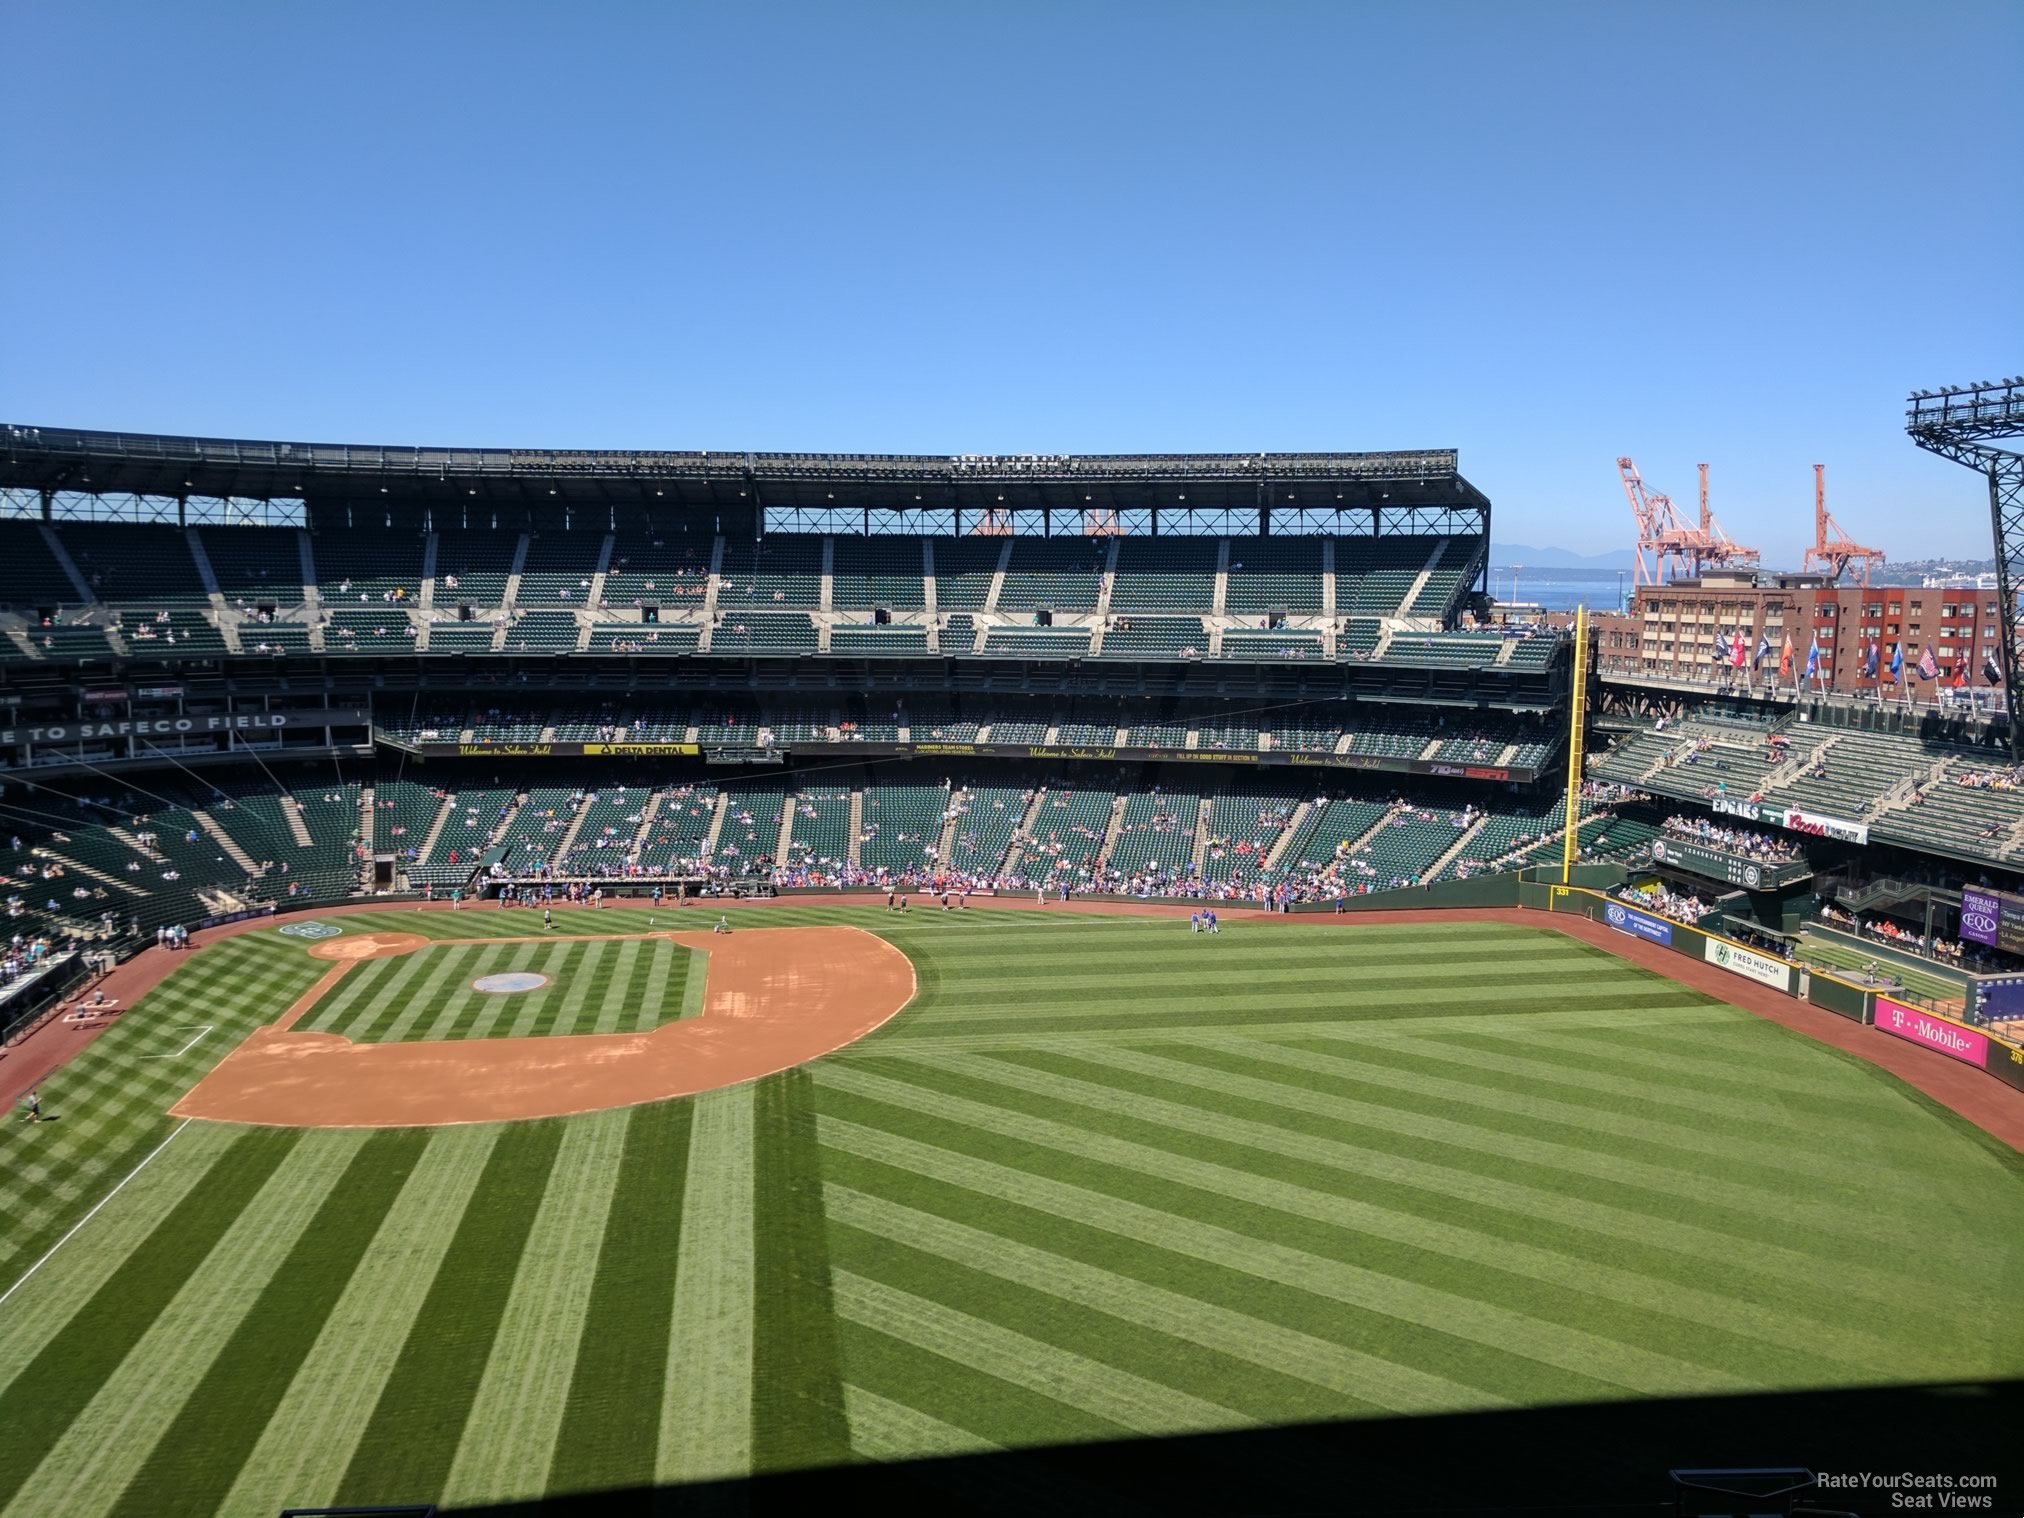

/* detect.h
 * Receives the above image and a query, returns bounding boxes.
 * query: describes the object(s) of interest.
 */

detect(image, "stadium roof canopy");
[1,424,1489,535]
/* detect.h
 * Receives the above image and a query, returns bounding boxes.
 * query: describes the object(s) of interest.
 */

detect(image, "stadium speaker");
[873,607,892,625]
[458,603,474,622]
[1036,609,1054,627]
[642,605,660,624]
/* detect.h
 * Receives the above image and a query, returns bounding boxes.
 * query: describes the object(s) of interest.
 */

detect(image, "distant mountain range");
[1488,543,1639,570]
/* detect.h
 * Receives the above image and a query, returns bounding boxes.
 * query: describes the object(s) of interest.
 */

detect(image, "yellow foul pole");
[1561,604,1589,884]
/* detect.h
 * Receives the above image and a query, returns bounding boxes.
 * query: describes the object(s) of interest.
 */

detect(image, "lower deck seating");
[1200,794,1298,883]
[946,787,1028,875]
[1021,789,1114,880]
[1103,791,1200,881]
[634,784,720,873]
[782,790,852,873]
[858,785,949,877]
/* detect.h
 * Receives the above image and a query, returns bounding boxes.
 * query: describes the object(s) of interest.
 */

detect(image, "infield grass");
[0,904,2015,1517]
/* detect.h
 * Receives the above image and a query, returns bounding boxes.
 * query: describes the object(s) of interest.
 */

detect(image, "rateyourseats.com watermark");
[1816,1470,2003,1509]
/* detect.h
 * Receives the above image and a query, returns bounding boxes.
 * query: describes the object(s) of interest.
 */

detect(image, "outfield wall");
[1536,883,2024,1098]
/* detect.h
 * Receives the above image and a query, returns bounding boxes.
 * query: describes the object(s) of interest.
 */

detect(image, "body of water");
[1484,566,1632,613]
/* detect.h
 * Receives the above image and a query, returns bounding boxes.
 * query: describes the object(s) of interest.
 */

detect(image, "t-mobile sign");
[1874,996,1990,1068]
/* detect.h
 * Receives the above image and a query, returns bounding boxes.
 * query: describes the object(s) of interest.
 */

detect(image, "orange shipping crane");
[1694,463,1761,574]
[1801,463,1884,586]
[1619,457,1760,586]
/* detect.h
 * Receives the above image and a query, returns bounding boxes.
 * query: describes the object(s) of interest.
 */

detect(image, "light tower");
[1906,378,2024,754]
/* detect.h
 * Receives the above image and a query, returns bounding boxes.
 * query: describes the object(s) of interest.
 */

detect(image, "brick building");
[1583,571,2010,694]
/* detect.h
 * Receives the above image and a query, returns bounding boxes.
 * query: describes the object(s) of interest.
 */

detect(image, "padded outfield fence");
[1514,880,2024,1099]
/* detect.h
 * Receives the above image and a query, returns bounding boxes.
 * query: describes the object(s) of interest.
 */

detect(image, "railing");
[2,424,1460,485]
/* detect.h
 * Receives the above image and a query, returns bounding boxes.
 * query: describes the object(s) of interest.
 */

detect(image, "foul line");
[142,1026,213,1060]
[0,1118,192,1310]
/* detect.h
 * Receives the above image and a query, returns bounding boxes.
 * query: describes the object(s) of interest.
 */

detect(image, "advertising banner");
[1959,887,2002,949]
[1704,936,1790,988]
[1957,885,2024,956]
[1707,796,1866,847]
[1781,807,1868,846]
[1874,996,1990,1068]
[1,707,369,746]
[1602,900,1673,946]
[408,734,1536,780]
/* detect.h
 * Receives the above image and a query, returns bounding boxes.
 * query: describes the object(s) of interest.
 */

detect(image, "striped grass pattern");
[299,936,697,1043]
[0,906,2014,1517]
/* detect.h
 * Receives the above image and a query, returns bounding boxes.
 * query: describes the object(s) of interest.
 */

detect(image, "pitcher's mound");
[310,933,428,961]
[473,971,550,993]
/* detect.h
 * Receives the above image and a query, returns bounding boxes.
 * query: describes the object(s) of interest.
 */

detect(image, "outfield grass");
[0,905,2017,1516]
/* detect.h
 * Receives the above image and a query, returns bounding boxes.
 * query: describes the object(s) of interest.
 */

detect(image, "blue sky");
[5,1,2019,563]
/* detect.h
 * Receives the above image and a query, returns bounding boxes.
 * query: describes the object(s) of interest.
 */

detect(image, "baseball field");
[0,902,2018,1515]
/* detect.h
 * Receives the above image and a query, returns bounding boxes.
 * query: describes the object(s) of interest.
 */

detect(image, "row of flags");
[1710,628,1998,686]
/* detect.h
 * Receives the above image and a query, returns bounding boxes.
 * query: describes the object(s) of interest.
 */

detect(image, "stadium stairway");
[40,524,95,601]
[1263,799,1312,870]
[108,825,166,863]
[847,789,865,866]
[550,796,595,861]
[1763,734,1836,790]
[356,787,374,885]
[578,536,614,651]
[1192,798,1213,874]
[182,529,242,651]
[1397,541,1445,622]
[1000,789,1050,878]
[619,790,658,856]
[1096,793,1129,870]
[1424,814,1488,880]
[937,801,961,863]
[1092,539,1120,629]
[42,846,146,897]
[413,793,456,866]
[774,799,795,862]
[499,533,531,612]
[984,541,1012,612]
[1340,804,1400,860]
[194,811,261,877]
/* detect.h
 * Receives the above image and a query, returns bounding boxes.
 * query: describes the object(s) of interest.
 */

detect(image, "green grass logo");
[278,921,343,940]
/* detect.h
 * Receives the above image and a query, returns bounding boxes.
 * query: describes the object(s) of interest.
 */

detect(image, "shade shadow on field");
[434,1379,2022,1517]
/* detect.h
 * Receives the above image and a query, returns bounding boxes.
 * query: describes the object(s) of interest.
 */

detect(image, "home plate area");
[169,923,915,1128]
